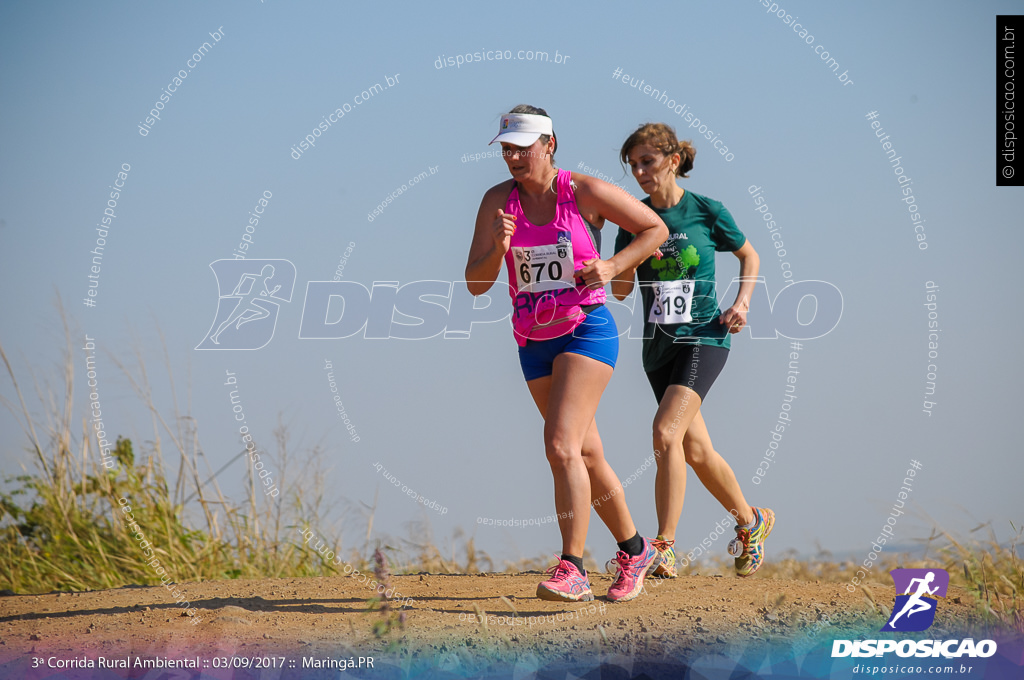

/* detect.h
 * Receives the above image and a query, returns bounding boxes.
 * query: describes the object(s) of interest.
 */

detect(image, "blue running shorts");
[518,305,619,381]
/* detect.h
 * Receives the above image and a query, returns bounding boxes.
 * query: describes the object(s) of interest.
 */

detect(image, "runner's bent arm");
[465,181,516,295]
[611,266,637,301]
[719,240,760,332]
[571,173,667,290]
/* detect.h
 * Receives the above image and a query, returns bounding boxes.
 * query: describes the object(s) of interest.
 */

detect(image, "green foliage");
[649,256,680,281]
[679,245,700,271]
[113,436,134,468]
[0,437,219,593]
[649,245,699,281]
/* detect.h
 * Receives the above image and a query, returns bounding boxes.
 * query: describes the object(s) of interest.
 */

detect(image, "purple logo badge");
[880,568,949,632]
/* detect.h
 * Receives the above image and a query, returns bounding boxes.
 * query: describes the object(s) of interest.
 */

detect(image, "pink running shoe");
[606,537,662,603]
[536,556,594,602]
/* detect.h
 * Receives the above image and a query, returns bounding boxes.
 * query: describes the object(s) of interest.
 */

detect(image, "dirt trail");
[0,572,998,674]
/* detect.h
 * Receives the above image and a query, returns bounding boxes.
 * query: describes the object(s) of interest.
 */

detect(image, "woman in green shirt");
[612,123,774,578]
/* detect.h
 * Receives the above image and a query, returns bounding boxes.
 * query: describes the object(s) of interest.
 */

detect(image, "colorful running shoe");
[536,556,594,602]
[651,536,678,578]
[606,537,662,602]
[727,507,775,577]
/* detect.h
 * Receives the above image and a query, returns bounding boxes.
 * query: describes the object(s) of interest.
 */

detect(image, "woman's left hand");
[575,258,617,290]
[720,304,748,334]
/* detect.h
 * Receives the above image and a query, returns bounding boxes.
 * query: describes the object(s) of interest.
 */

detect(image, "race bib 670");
[511,243,576,293]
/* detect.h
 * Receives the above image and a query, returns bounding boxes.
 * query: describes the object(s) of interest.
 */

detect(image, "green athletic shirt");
[614,189,746,372]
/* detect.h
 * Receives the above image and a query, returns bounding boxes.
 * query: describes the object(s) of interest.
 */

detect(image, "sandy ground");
[0,571,1012,677]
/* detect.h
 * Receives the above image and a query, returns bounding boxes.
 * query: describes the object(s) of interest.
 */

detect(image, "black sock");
[617,532,644,557]
[560,553,585,575]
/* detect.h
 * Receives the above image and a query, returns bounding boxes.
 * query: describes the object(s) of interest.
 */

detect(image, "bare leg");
[651,385,754,541]
[682,411,753,526]
[650,385,702,542]
[578,420,636,541]
[526,353,638,557]
[537,414,634,539]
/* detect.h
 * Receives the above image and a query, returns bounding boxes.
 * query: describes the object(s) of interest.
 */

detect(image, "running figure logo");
[196,259,296,350]
[880,568,949,632]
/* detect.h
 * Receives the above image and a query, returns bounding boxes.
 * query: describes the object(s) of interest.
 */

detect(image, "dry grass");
[0,304,475,594]
[668,526,1023,634]
[1,305,1018,636]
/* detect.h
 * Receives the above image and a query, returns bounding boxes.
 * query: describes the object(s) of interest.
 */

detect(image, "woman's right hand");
[492,209,517,253]
[466,181,517,295]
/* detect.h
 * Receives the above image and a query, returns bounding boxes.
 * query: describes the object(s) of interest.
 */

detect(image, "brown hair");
[508,104,557,161]
[619,122,695,178]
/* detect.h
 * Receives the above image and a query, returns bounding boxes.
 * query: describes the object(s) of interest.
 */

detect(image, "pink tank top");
[504,168,606,347]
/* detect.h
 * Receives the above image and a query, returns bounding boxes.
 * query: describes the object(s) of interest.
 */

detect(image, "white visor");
[489,112,553,146]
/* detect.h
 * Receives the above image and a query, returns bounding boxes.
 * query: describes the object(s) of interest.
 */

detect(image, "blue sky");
[1,0,1021,568]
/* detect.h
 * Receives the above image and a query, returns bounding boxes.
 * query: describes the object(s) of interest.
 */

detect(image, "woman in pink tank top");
[466,105,669,603]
